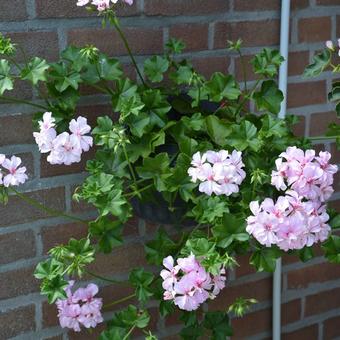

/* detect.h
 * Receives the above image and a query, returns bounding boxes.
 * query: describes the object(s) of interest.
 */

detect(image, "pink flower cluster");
[33,112,93,166]
[271,146,337,202]
[246,191,331,251]
[188,150,246,196]
[326,39,340,56]
[56,281,103,332]
[0,155,28,187]
[161,254,226,311]
[247,147,338,251]
[77,0,133,11]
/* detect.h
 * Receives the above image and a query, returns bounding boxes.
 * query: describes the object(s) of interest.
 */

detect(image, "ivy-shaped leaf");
[322,235,340,263]
[303,49,331,77]
[250,247,281,272]
[253,80,283,114]
[206,72,241,102]
[0,59,13,94]
[144,56,169,82]
[21,57,49,85]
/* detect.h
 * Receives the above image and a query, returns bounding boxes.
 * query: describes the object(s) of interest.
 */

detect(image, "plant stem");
[10,187,88,224]
[125,184,154,198]
[122,144,138,190]
[237,49,248,92]
[85,269,126,284]
[0,95,49,110]
[112,16,146,87]
[235,79,261,116]
[308,135,337,141]
[103,293,136,309]
[123,325,136,340]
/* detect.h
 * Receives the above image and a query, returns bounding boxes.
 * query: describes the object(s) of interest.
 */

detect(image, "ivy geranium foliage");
[0,1,340,338]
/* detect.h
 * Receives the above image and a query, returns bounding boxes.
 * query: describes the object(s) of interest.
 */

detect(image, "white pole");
[273,1,290,340]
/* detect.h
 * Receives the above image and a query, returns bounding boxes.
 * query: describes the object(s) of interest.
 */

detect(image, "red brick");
[329,199,340,212]
[209,277,272,310]
[324,315,340,338]
[298,17,332,43]
[214,20,280,49]
[0,305,35,338]
[288,51,310,76]
[41,222,87,253]
[0,187,66,227]
[291,0,310,10]
[6,31,59,62]
[282,324,318,340]
[0,230,35,265]
[235,54,260,82]
[288,262,340,289]
[192,56,230,79]
[0,114,34,146]
[330,143,340,164]
[317,0,340,5]
[0,0,28,21]
[287,81,326,108]
[36,0,139,18]
[305,287,340,316]
[234,0,280,11]
[0,266,39,300]
[88,243,146,276]
[309,111,337,136]
[145,0,229,16]
[232,308,271,338]
[292,115,305,137]
[68,28,163,56]
[235,253,256,277]
[99,284,136,311]
[42,301,59,328]
[282,299,301,325]
[169,24,209,52]
[1,79,34,100]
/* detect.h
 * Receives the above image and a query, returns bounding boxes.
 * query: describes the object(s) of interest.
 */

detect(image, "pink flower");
[69,116,93,152]
[47,132,82,165]
[77,0,90,5]
[2,156,28,187]
[39,112,55,131]
[33,128,57,153]
[161,254,226,311]
[56,281,103,332]
[326,40,334,50]
[188,149,246,196]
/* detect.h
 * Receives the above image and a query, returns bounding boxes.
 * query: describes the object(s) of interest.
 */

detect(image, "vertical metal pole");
[274,1,290,340]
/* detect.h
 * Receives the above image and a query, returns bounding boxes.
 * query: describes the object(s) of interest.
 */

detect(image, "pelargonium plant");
[0,1,340,338]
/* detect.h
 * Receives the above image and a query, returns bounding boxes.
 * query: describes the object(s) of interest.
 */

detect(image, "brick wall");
[0,0,340,339]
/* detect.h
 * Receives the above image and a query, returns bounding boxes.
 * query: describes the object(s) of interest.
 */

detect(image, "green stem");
[0,96,49,110]
[10,187,88,224]
[122,144,138,190]
[123,325,136,340]
[124,184,154,198]
[308,135,337,141]
[85,269,126,284]
[235,79,261,116]
[112,16,146,87]
[237,50,248,92]
[103,293,136,309]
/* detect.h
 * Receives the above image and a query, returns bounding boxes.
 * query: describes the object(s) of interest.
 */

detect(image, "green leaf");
[145,229,177,265]
[203,312,232,340]
[166,38,186,54]
[34,259,62,280]
[136,153,172,191]
[227,120,262,151]
[129,268,154,303]
[206,72,241,101]
[329,214,340,229]
[250,247,281,272]
[303,49,331,77]
[212,213,248,248]
[97,55,123,81]
[144,56,169,82]
[251,48,284,77]
[0,59,13,94]
[253,80,283,114]
[260,114,288,138]
[89,216,123,253]
[40,275,68,303]
[170,65,194,85]
[322,235,340,263]
[298,247,314,262]
[191,196,229,224]
[206,115,231,146]
[21,57,49,85]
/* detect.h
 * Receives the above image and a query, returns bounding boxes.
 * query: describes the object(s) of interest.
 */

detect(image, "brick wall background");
[0,0,340,339]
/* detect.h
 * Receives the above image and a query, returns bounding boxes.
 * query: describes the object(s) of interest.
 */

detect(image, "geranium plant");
[0,1,340,338]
